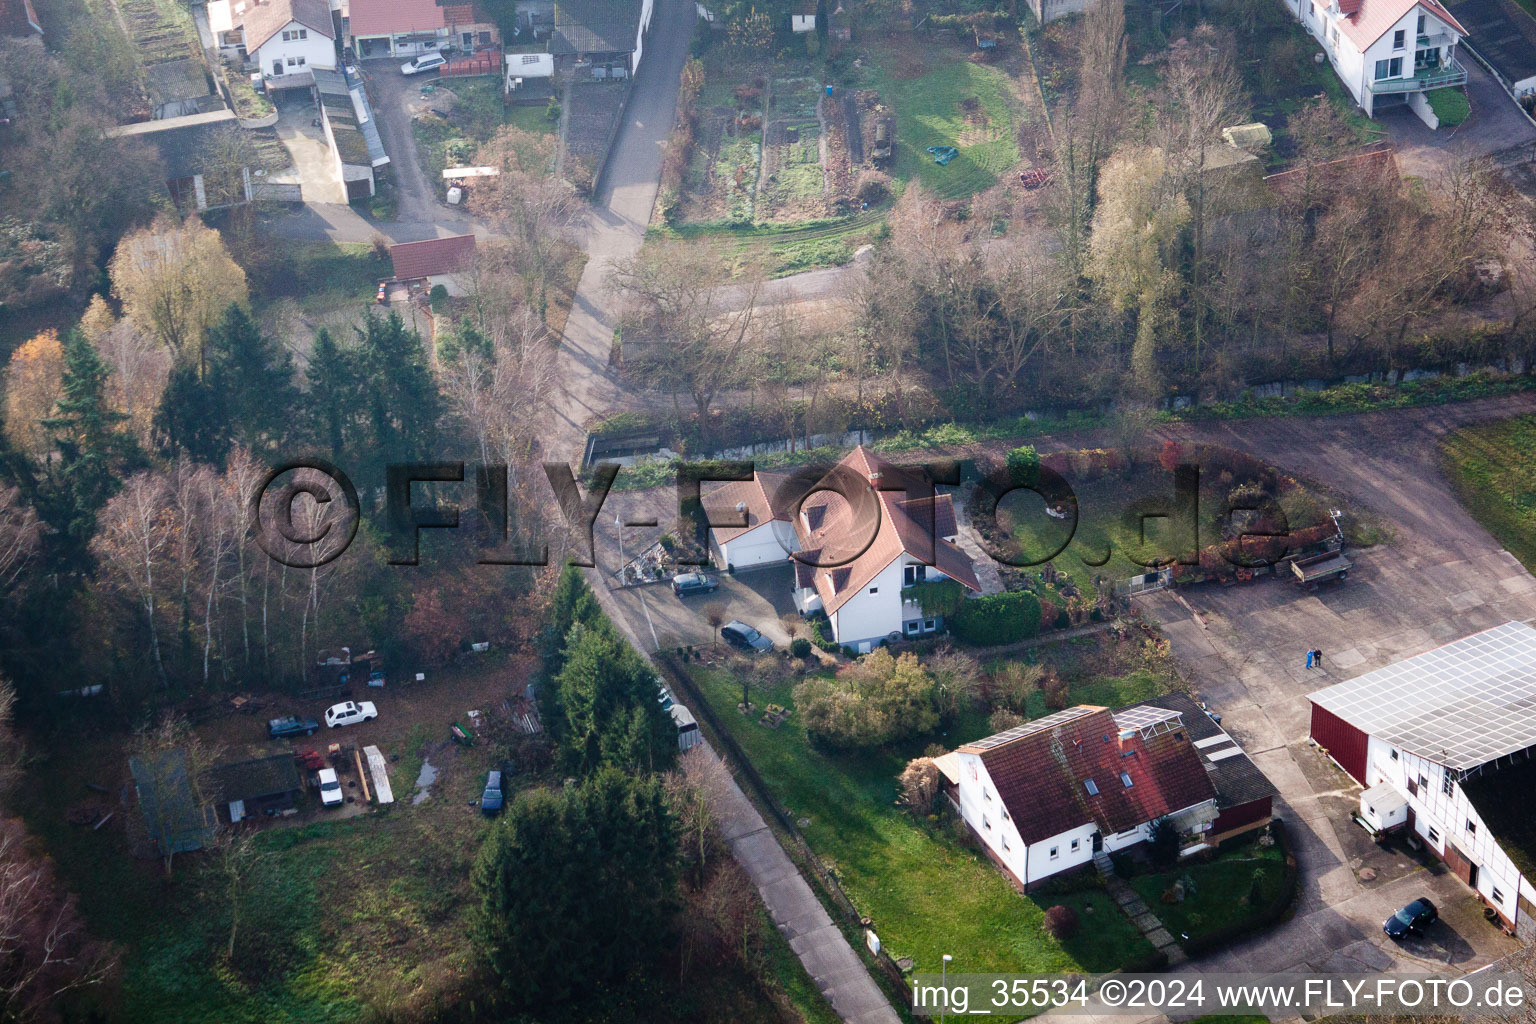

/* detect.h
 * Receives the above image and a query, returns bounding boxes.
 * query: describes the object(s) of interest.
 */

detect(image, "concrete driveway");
[608,564,799,652]
[269,95,346,204]
[1376,57,1536,177]
[1124,396,1536,979]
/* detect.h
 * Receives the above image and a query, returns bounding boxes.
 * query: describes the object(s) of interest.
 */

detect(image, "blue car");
[480,770,503,817]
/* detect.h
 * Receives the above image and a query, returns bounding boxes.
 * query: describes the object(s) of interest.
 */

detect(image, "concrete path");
[1101,866,1187,966]
[542,0,699,463]
[585,570,902,1024]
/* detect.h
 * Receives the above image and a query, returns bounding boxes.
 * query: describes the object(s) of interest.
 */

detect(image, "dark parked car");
[672,572,719,597]
[1383,897,1438,938]
[267,715,319,739]
[721,620,773,653]
[480,770,504,816]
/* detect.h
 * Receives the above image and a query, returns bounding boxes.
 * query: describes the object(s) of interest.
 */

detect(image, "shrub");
[1006,444,1041,484]
[950,592,1041,647]
[1147,816,1180,868]
[897,757,941,815]
[988,661,1043,713]
[987,708,1023,732]
[855,170,891,207]
[790,637,812,659]
[1042,904,1079,939]
[794,649,938,747]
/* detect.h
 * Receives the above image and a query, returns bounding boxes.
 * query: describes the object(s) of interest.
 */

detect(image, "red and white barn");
[1309,620,1536,939]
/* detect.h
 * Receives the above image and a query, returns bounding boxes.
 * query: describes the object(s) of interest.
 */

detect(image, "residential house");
[791,0,816,33]
[0,0,42,37]
[702,445,981,649]
[348,0,499,58]
[390,233,477,293]
[1309,620,1536,939]
[932,703,1224,890]
[209,0,337,89]
[551,0,654,77]
[209,748,304,822]
[1289,0,1470,127]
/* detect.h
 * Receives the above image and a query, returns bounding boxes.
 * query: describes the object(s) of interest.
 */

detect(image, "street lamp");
[941,954,954,1024]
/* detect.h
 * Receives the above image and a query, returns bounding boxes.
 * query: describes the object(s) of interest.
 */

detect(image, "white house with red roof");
[932,704,1227,890]
[208,0,337,87]
[1290,0,1469,126]
[703,446,982,650]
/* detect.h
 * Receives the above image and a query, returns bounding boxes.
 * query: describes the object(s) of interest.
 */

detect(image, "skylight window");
[1120,772,1134,788]
[1084,779,1099,796]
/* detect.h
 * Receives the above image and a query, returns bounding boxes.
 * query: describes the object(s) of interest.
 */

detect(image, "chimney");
[735,501,747,513]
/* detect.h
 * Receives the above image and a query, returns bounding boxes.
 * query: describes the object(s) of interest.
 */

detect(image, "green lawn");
[871,53,1021,198]
[1128,840,1288,945]
[686,661,1158,990]
[1426,86,1470,126]
[243,241,388,315]
[1440,415,1536,573]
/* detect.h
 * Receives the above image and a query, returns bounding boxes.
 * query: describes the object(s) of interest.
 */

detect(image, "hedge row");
[950,591,1042,647]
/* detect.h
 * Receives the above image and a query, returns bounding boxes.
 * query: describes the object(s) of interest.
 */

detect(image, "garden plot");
[679,104,762,224]
[757,77,826,222]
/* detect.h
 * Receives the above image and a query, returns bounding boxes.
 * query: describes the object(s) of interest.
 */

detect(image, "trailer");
[1292,549,1351,587]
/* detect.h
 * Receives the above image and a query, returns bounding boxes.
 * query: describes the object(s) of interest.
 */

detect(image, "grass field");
[1440,415,1536,573]
[869,48,1021,198]
[685,655,1159,994]
[1128,839,1288,944]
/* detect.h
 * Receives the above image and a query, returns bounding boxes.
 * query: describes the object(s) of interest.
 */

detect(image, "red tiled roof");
[230,0,334,51]
[1336,0,1466,51]
[962,706,1217,844]
[390,234,476,280]
[702,471,793,545]
[793,446,979,616]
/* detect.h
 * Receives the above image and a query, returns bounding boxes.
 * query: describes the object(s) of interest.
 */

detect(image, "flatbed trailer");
[1292,550,1351,587]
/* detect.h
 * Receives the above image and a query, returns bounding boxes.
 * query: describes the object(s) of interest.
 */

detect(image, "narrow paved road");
[585,571,903,1024]
[542,0,697,462]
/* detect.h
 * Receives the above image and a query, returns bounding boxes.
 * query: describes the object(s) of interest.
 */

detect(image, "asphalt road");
[541,0,700,463]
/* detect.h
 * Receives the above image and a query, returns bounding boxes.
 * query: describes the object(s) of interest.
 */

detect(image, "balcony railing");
[1366,58,1467,93]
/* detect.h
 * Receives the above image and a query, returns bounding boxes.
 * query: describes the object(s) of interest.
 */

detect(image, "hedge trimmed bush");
[950,591,1042,647]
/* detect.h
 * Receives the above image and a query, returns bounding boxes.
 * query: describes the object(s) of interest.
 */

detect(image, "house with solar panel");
[701,446,981,651]
[1309,620,1536,939]
[930,698,1274,890]
[1287,0,1469,127]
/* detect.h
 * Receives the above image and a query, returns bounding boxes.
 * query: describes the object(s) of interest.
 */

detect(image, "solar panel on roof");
[1112,706,1183,731]
[1308,621,1536,770]
[964,705,1100,750]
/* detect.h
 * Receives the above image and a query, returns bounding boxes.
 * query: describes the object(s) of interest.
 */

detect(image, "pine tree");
[471,770,677,1009]
[40,331,142,570]
[554,619,675,776]
[155,362,229,464]
[355,311,441,490]
[305,328,356,460]
[206,303,298,455]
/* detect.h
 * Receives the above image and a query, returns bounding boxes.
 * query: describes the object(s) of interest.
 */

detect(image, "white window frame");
[1049,846,1059,859]
[1393,28,1405,49]
[1070,838,1080,852]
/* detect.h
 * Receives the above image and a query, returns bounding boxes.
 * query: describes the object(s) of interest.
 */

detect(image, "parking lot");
[608,563,800,653]
[1133,401,1536,976]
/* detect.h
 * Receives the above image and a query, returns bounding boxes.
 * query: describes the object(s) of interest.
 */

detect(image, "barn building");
[1309,620,1536,938]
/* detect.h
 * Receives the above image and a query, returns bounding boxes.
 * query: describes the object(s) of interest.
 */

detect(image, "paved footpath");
[586,570,902,1024]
